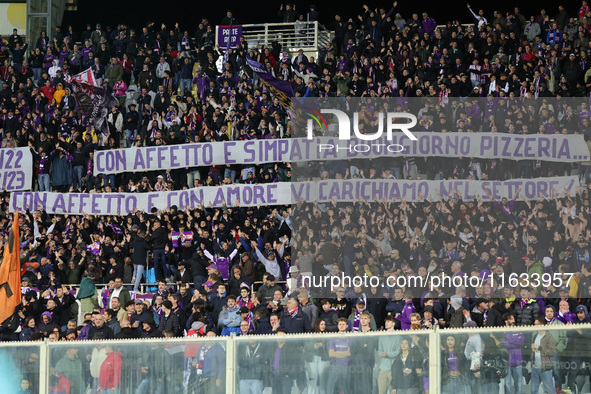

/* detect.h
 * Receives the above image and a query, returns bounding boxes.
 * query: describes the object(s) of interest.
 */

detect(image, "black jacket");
[131,236,151,266]
[255,316,273,335]
[88,324,115,340]
[158,312,181,336]
[147,227,168,250]
[486,303,507,327]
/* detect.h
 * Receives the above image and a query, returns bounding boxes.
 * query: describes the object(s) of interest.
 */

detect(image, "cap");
[132,224,139,230]
[356,299,366,305]
[558,285,570,293]
[523,254,536,261]
[576,305,588,314]
[463,320,478,328]
[289,266,300,274]
[157,175,163,179]
[475,298,487,306]
[134,298,144,304]
[207,263,218,271]
[423,305,434,313]
[239,306,250,314]
[570,53,576,57]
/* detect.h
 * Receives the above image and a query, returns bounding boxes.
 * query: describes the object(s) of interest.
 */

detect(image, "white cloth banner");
[0,147,33,191]
[93,133,590,175]
[10,183,291,215]
[291,176,578,203]
[10,177,578,214]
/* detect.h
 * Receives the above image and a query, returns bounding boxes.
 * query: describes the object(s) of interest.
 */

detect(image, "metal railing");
[216,21,331,54]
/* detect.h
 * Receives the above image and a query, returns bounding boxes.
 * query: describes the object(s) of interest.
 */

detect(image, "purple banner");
[217,25,242,48]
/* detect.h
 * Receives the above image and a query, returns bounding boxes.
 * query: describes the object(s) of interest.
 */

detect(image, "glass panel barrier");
[234,330,431,394]
[47,337,227,394]
[439,324,591,394]
[8,324,591,393]
[0,342,41,393]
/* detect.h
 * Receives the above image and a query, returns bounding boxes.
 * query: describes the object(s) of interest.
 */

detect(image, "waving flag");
[86,241,101,257]
[68,67,98,87]
[246,56,295,118]
[66,68,117,134]
[108,223,123,236]
[0,209,21,324]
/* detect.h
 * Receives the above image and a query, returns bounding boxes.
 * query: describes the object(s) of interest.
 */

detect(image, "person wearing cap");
[286,265,301,296]
[250,239,282,280]
[297,288,317,327]
[348,299,377,332]
[550,285,579,313]
[467,298,489,327]
[129,299,151,329]
[173,261,191,289]
[238,306,253,333]
[258,273,283,304]
[421,305,438,329]
[514,287,540,327]
[563,304,591,393]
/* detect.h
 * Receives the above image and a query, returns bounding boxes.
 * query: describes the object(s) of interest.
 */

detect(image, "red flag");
[0,209,21,324]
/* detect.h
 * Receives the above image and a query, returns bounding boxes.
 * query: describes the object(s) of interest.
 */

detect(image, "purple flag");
[70,80,118,135]
[86,241,101,256]
[108,223,123,235]
[246,56,294,111]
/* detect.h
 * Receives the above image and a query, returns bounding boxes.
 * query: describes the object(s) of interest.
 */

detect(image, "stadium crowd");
[3,0,591,393]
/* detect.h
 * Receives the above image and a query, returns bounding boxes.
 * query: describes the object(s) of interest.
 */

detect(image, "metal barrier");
[215,21,331,54]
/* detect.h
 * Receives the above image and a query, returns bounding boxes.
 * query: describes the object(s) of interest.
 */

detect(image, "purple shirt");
[329,337,352,366]
[447,351,459,372]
